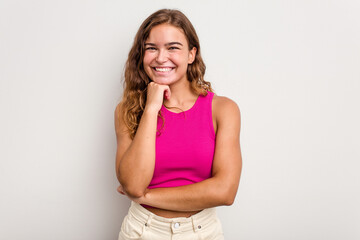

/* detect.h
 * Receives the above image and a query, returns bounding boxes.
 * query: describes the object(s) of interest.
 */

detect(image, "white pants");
[118,201,225,240]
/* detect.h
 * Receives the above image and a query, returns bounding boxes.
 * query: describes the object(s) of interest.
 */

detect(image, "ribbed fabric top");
[149,90,216,190]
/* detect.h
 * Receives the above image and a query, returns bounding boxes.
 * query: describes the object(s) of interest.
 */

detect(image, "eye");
[169,46,180,50]
[145,47,157,51]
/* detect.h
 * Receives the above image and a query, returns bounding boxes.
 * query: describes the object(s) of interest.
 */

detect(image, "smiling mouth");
[152,67,175,72]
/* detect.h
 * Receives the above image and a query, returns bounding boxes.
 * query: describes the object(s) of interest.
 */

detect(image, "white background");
[1,0,359,239]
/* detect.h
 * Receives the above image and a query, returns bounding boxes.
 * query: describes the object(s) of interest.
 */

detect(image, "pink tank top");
[141,90,216,208]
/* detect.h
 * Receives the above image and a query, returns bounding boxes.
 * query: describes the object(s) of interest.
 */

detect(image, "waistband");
[128,201,218,234]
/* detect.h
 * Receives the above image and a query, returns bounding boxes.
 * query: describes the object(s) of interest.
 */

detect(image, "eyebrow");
[144,42,183,47]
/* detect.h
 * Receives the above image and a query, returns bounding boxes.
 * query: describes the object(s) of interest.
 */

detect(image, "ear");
[188,47,197,64]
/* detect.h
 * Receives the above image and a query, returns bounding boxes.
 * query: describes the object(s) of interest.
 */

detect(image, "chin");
[152,78,176,85]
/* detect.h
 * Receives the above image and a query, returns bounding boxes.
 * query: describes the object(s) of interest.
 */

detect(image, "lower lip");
[152,68,174,75]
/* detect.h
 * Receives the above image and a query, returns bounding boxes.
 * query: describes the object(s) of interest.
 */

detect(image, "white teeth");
[155,67,172,72]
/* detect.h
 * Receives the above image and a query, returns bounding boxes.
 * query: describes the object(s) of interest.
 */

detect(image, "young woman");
[114,9,242,240]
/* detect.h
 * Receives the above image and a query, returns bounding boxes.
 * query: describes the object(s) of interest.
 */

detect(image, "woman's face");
[143,23,196,85]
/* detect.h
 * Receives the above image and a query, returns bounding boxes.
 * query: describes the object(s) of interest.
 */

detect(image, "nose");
[156,49,168,63]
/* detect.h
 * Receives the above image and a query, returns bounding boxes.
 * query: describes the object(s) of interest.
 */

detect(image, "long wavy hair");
[117,9,214,140]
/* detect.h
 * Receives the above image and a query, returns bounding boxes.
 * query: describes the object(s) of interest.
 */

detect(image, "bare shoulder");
[212,93,241,126]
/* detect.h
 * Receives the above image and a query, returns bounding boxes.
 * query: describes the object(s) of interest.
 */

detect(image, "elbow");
[125,188,146,199]
[216,176,240,206]
[119,180,147,199]
[220,188,237,206]
[223,195,236,206]
[118,173,148,198]
[117,174,143,199]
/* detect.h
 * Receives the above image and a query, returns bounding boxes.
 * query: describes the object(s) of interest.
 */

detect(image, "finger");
[117,186,124,193]
[117,189,125,195]
[164,87,171,99]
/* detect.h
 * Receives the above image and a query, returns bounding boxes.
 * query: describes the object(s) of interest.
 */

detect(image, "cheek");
[143,59,150,68]
[170,53,188,66]
[143,53,153,67]
[142,58,152,77]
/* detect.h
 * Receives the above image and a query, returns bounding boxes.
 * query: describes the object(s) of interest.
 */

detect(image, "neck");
[164,79,197,106]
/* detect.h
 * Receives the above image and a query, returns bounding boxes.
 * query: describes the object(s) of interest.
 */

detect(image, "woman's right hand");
[145,82,171,113]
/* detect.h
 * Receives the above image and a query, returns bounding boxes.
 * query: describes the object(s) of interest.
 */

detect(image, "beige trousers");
[118,201,225,240]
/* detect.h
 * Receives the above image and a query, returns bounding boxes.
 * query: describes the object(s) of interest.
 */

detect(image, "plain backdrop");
[1,0,359,239]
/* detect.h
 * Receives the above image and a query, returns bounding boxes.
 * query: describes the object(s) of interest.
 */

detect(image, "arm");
[136,97,242,211]
[114,103,158,198]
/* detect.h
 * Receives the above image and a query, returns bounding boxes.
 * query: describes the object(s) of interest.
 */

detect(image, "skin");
[115,23,242,218]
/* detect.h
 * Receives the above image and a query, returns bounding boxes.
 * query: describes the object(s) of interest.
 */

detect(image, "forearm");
[117,108,158,197]
[140,176,235,212]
